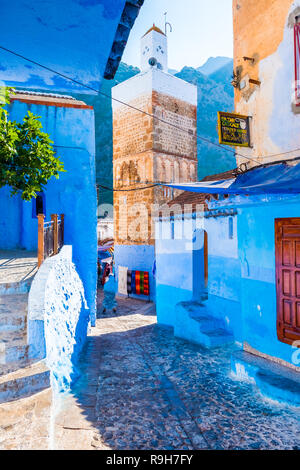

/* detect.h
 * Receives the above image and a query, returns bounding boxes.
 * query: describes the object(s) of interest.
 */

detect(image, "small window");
[170,211,175,240]
[229,217,234,239]
[32,192,46,219]
[159,212,163,240]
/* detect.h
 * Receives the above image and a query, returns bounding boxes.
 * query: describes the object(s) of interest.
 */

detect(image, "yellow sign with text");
[218,112,250,147]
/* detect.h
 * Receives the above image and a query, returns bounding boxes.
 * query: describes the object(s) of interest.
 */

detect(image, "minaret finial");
[164,12,173,36]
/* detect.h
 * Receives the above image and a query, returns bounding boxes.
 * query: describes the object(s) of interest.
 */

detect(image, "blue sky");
[122,0,233,71]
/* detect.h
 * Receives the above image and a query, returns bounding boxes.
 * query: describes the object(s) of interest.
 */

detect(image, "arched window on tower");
[160,160,166,183]
[115,164,121,187]
[174,161,179,182]
[121,162,129,186]
[190,163,196,181]
[165,160,171,183]
[138,160,145,183]
[180,161,188,182]
[145,158,152,183]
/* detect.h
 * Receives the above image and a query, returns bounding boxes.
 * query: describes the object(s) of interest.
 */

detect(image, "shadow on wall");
[28,245,90,392]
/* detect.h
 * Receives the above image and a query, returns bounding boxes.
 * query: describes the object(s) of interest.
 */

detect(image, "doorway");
[275,218,300,345]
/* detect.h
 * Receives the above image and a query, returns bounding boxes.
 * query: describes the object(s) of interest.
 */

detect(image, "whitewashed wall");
[28,246,89,392]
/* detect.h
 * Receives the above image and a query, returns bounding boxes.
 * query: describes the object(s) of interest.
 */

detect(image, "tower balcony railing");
[37,213,65,268]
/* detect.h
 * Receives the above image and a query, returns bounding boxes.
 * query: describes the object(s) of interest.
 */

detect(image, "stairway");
[231,350,300,406]
[0,293,50,403]
[174,301,234,348]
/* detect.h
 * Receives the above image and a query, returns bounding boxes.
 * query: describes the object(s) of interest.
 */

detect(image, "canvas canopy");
[165,162,300,195]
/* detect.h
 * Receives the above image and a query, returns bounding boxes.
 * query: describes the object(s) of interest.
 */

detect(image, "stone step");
[0,278,33,295]
[231,350,300,406]
[0,293,28,312]
[0,310,26,332]
[0,329,27,343]
[189,313,218,331]
[0,357,37,377]
[0,360,50,403]
[0,293,28,333]
[174,301,234,349]
[0,330,29,366]
[1,342,29,365]
[0,330,27,351]
[0,294,28,353]
[192,327,234,349]
[185,303,227,329]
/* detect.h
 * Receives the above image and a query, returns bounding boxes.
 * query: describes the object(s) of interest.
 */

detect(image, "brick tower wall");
[112,68,197,299]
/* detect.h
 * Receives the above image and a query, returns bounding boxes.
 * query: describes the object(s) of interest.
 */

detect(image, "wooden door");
[275,218,300,345]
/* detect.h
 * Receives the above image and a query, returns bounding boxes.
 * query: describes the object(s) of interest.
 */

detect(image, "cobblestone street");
[54,294,300,450]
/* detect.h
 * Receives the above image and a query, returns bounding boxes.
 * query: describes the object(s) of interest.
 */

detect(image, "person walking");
[102,267,117,314]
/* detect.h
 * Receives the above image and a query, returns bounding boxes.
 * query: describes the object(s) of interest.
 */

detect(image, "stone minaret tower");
[112,24,197,299]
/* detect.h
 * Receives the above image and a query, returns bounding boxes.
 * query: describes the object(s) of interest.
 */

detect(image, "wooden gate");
[275,218,300,345]
[38,213,64,268]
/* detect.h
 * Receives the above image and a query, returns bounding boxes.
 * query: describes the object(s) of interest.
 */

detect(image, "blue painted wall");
[156,224,195,326]
[0,187,23,249]
[237,195,300,367]
[0,98,98,325]
[155,214,242,340]
[203,215,242,341]
[114,244,155,301]
[0,0,127,92]
[155,193,300,369]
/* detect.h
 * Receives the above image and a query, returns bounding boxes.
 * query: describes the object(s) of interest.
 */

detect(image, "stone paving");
[0,250,37,284]
[53,293,300,450]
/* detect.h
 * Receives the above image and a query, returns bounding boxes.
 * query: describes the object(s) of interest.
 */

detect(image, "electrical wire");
[3,45,300,176]
[0,44,263,165]
[98,184,161,192]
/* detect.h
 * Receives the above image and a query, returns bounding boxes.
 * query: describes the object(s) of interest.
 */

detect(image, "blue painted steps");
[231,350,300,407]
[0,360,50,403]
[174,301,234,348]
[0,291,50,404]
[0,294,31,376]
[0,294,28,333]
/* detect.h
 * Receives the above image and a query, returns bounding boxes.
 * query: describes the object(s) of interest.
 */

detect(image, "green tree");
[0,87,64,201]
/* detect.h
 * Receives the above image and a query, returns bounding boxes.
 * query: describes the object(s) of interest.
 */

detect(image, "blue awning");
[166,162,300,195]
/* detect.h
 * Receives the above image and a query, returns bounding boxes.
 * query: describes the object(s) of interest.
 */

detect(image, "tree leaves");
[0,88,65,201]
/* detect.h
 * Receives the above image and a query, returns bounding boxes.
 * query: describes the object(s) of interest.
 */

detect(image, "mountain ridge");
[197,56,233,76]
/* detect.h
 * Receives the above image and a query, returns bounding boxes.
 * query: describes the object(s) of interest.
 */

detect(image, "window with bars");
[294,19,300,106]
[229,217,234,240]
[170,211,175,240]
